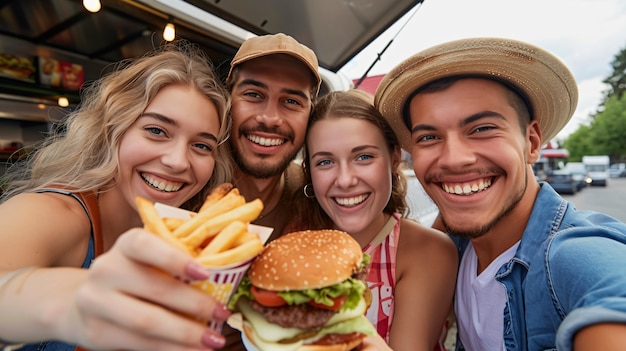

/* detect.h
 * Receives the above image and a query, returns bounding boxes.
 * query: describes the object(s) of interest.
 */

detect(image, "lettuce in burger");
[228,229,375,351]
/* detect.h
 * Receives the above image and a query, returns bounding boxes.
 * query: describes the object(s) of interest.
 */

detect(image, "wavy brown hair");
[1,41,232,211]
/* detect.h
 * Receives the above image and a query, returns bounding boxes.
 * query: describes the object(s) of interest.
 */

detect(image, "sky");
[338,0,626,142]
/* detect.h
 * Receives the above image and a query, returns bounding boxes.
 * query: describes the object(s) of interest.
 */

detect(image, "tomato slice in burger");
[250,286,287,307]
[308,295,347,311]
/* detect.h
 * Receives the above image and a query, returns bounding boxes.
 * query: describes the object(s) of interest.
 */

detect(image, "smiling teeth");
[247,134,284,146]
[443,179,492,195]
[141,173,183,192]
[335,194,368,207]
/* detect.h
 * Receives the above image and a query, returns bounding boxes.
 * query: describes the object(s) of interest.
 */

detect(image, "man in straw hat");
[375,37,626,350]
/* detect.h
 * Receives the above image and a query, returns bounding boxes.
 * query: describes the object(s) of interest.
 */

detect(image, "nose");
[335,163,358,188]
[255,100,283,127]
[438,135,476,169]
[161,141,191,172]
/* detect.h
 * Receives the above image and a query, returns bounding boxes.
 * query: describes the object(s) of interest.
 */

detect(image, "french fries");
[172,190,246,239]
[180,199,263,248]
[195,239,264,267]
[135,183,266,267]
[199,182,233,212]
[163,217,188,231]
[200,221,248,256]
[135,197,192,254]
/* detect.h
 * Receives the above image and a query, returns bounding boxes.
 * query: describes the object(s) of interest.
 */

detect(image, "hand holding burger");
[228,229,375,351]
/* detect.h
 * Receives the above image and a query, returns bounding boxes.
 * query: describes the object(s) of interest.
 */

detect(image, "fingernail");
[212,304,232,320]
[202,330,225,349]
[184,262,210,281]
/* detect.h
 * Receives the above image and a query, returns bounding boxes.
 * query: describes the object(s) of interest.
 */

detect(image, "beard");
[232,146,298,179]
[231,125,299,179]
[442,170,528,240]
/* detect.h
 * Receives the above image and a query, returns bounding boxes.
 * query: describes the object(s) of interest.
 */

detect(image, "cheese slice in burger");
[228,229,375,351]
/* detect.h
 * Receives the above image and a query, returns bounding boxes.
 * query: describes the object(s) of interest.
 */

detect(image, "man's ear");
[527,120,542,163]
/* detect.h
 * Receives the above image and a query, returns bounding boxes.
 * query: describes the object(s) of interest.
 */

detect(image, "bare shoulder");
[397,218,457,268]
[399,218,455,250]
[3,191,88,218]
[0,192,92,267]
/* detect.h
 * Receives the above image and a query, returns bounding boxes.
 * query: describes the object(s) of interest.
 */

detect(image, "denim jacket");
[453,183,626,351]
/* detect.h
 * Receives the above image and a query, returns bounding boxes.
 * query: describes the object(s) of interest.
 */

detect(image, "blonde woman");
[0,42,233,351]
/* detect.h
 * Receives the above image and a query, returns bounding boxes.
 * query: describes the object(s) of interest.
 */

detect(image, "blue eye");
[194,143,214,152]
[316,159,332,166]
[146,126,165,136]
[356,154,373,161]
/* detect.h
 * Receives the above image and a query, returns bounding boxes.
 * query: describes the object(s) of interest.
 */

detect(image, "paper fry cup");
[154,202,273,332]
[191,259,254,331]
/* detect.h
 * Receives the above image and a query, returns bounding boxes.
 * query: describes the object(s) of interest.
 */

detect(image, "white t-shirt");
[455,241,520,351]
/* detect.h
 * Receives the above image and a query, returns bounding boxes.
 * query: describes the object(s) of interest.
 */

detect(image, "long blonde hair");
[2,41,232,211]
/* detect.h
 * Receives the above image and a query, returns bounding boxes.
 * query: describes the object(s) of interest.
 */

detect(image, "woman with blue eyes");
[288,89,458,351]
[0,42,234,351]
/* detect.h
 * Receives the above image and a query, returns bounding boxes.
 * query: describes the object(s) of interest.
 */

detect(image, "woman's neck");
[98,190,142,251]
[346,213,390,249]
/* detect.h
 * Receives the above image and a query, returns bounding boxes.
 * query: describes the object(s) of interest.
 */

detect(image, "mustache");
[424,168,504,183]
[240,125,293,141]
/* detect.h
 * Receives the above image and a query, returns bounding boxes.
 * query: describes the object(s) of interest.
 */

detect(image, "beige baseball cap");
[228,33,321,94]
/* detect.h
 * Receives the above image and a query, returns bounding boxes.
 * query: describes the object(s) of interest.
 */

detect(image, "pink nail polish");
[202,330,225,349]
[212,304,232,320]
[184,262,210,281]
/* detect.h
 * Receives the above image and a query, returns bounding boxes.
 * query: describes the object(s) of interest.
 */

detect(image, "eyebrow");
[310,144,380,159]
[411,110,506,133]
[141,112,177,126]
[237,78,309,101]
[352,144,380,153]
[140,112,218,142]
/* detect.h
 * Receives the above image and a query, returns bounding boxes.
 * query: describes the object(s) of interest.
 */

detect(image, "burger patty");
[250,299,336,329]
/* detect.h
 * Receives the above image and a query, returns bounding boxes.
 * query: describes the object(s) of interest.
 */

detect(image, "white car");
[610,163,626,178]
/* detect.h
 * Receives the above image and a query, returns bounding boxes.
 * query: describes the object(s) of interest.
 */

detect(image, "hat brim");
[230,49,321,93]
[374,37,578,150]
[227,33,321,95]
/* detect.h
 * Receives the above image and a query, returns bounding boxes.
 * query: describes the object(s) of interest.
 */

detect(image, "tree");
[563,42,626,162]
[589,94,626,161]
[563,124,593,161]
[602,44,626,103]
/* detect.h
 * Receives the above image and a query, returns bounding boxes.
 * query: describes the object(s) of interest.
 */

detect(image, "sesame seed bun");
[247,229,363,291]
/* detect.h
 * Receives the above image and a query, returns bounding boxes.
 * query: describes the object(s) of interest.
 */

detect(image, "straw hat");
[374,37,578,150]
[228,33,321,94]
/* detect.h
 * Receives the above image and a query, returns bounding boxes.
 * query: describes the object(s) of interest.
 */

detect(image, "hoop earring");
[303,184,315,199]
[391,171,399,185]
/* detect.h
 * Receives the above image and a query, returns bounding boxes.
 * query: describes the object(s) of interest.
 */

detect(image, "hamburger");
[0,54,35,80]
[228,229,374,351]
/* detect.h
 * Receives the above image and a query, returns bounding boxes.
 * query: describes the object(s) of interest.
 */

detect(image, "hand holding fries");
[47,228,231,350]
[135,183,266,267]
